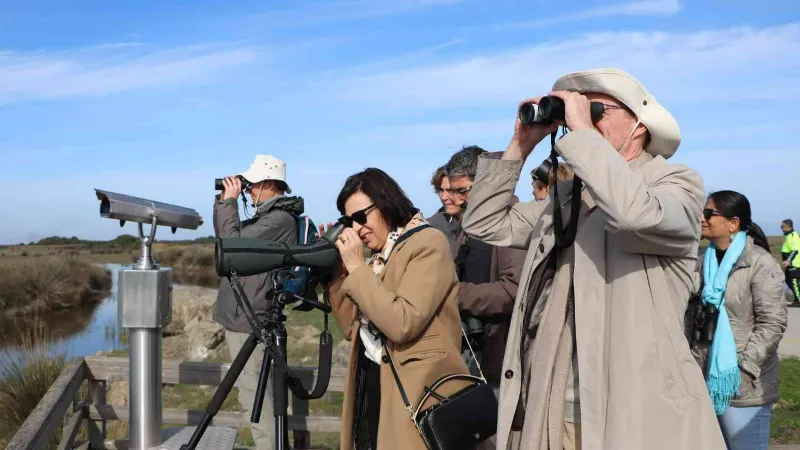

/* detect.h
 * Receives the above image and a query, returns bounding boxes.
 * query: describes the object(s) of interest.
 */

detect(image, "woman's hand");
[221,176,242,201]
[335,228,366,274]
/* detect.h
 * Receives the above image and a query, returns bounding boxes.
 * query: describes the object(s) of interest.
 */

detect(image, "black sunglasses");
[339,204,376,228]
[703,208,725,220]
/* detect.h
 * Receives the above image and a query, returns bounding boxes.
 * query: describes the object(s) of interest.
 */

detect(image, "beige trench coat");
[329,227,471,450]
[462,129,726,450]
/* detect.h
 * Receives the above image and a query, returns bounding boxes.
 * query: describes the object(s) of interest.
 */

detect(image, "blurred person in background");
[780,219,800,307]
[427,165,462,256]
[695,190,787,450]
[531,157,574,201]
[446,145,526,450]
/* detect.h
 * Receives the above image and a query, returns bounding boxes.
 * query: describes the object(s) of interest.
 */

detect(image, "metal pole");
[129,329,162,449]
[119,216,172,450]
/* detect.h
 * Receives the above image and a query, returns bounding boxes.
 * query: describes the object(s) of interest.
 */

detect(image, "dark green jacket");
[212,195,302,333]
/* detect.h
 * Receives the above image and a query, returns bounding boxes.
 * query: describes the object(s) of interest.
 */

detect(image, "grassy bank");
[0,328,70,449]
[773,357,800,444]
[0,255,112,316]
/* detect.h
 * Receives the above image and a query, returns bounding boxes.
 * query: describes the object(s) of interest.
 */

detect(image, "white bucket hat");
[552,68,681,159]
[239,155,292,194]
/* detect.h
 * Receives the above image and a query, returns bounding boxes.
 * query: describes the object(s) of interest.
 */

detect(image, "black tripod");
[181,270,333,450]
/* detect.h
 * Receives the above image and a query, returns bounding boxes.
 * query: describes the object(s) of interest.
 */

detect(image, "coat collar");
[733,237,754,271]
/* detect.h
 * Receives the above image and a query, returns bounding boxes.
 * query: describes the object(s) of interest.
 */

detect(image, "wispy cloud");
[0,43,262,105]
[318,22,800,110]
[256,0,467,27]
[496,0,681,29]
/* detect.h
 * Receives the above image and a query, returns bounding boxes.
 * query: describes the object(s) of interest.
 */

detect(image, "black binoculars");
[214,175,253,191]
[518,96,607,126]
[686,297,720,346]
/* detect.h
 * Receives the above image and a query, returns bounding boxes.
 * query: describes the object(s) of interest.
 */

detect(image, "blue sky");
[0,0,799,244]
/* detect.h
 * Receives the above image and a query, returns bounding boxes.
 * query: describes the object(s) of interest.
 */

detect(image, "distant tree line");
[18,235,216,248]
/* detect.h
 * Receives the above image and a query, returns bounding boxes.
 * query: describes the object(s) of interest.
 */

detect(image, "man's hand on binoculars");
[547,90,594,133]
[221,176,243,200]
[507,96,559,161]
[335,228,366,274]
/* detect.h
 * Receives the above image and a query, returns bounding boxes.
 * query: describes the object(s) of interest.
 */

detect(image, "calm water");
[0,263,213,378]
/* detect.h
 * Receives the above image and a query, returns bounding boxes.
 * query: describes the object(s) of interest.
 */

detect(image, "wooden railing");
[6,356,346,450]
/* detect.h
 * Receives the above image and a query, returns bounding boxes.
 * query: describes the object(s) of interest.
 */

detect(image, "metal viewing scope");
[95,188,204,233]
[94,189,209,449]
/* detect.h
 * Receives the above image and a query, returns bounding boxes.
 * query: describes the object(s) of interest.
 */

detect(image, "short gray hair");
[445,145,487,179]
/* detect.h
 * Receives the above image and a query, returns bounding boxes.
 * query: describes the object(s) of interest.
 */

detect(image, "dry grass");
[153,245,220,287]
[0,255,112,316]
[0,327,68,449]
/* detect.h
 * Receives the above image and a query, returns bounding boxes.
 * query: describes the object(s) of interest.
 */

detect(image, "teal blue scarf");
[702,231,746,415]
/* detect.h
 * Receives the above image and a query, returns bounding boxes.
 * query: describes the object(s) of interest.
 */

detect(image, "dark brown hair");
[337,168,417,230]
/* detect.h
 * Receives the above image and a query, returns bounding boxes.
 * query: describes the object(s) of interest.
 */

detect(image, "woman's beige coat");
[330,227,470,450]
[462,129,727,450]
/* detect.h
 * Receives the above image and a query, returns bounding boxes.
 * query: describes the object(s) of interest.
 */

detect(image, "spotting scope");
[215,222,346,277]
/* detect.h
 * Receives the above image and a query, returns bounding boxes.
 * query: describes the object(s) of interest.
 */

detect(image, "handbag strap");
[380,335,417,419]
[460,322,487,382]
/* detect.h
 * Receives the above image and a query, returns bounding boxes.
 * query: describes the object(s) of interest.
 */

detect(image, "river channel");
[0,264,214,378]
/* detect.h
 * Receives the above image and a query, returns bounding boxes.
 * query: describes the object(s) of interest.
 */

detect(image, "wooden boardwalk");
[6,356,345,450]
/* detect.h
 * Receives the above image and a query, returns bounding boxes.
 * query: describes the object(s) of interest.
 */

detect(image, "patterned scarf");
[358,211,429,363]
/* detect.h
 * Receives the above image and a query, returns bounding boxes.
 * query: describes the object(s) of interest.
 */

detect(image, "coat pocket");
[395,333,446,365]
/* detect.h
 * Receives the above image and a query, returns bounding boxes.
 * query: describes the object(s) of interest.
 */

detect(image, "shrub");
[0,328,67,449]
[0,256,112,315]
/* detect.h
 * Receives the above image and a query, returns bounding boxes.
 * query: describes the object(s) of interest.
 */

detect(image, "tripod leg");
[250,351,273,423]
[272,328,290,450]
[180,333,259,450]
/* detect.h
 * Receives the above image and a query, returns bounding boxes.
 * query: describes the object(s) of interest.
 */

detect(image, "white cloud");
[0,44,261,105]
[496,0,681,29]
[320,22,800,110]
[256,0,467,27]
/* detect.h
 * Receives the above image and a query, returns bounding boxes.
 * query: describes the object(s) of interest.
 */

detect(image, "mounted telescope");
[95,189,206,450]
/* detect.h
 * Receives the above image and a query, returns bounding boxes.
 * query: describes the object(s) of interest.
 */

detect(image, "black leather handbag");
[382,327,498,450]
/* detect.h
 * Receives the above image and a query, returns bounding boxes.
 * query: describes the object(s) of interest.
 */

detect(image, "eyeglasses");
[445,185,472,198]
[339,204,377,228]
[703,208,725,220]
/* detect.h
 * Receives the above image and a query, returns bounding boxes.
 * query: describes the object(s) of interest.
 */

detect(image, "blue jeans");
[718,404,773,450]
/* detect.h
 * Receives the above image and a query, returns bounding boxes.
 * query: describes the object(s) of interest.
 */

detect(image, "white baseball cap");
[239,155,292,194]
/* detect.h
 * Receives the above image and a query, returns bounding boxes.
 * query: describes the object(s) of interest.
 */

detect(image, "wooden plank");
[6,359,86,450]
[88,379,107,448]
[84,356,347,391]
[88,405,342,433]
[56,406,85,450]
